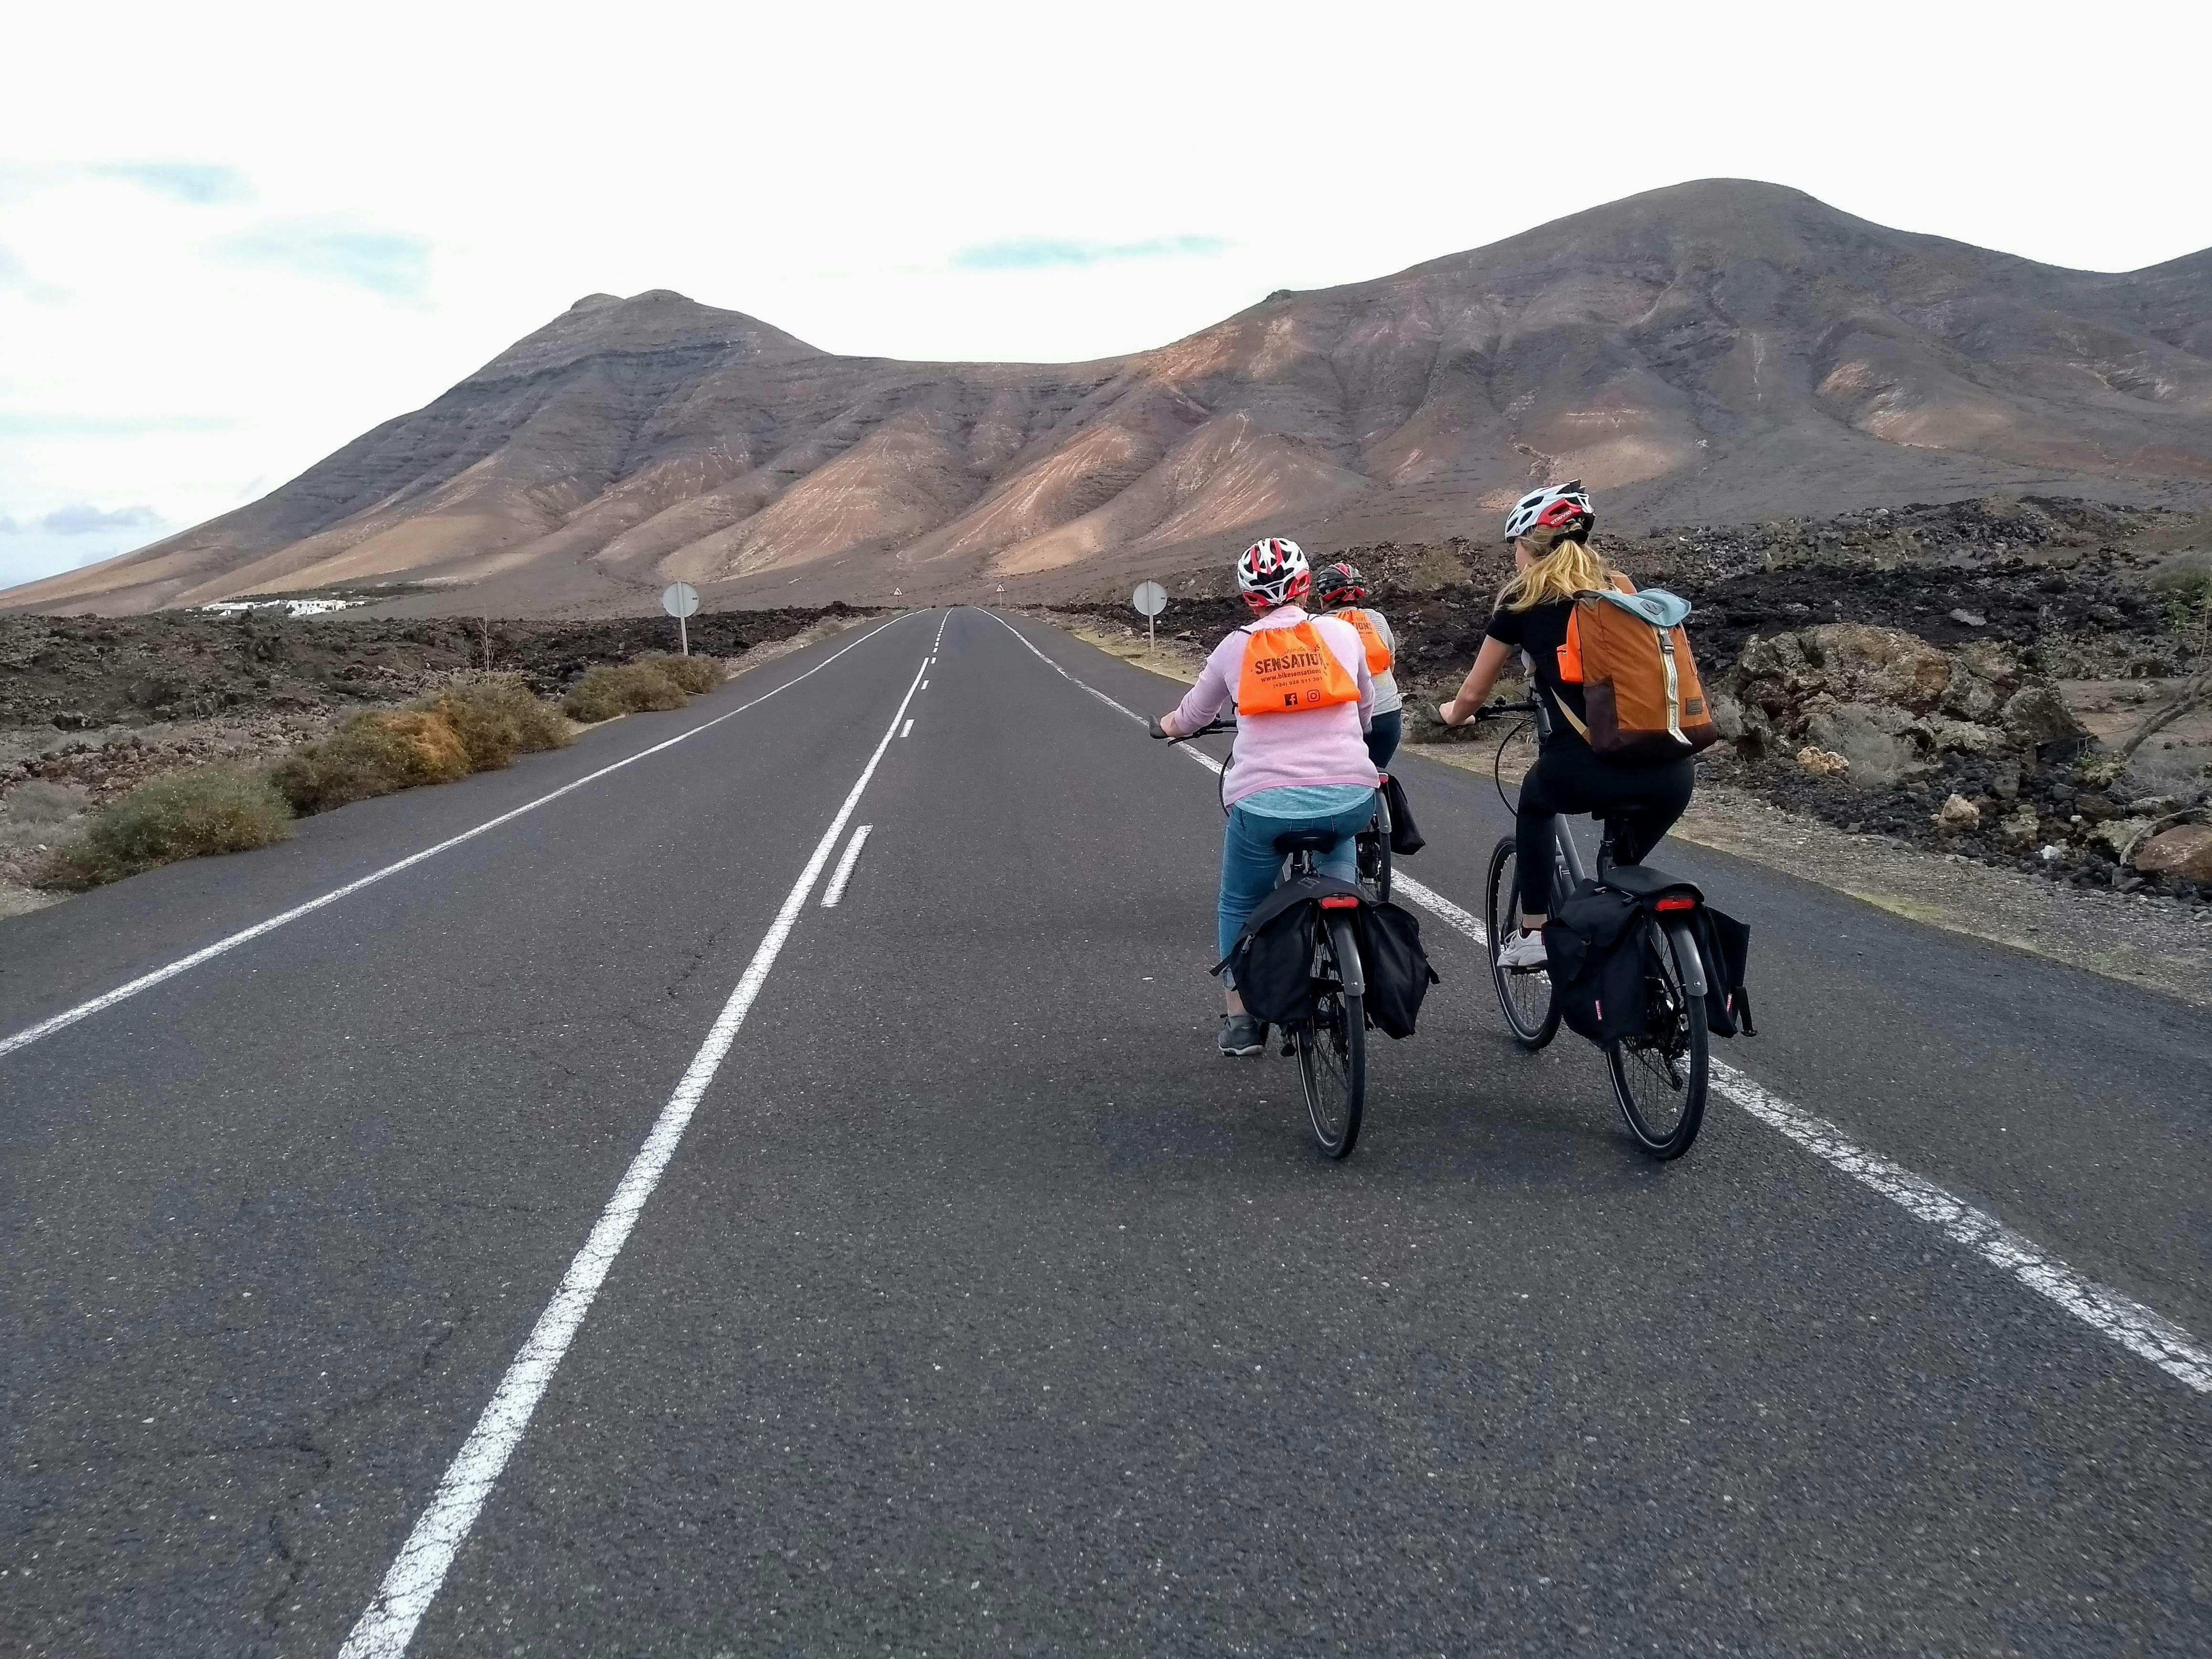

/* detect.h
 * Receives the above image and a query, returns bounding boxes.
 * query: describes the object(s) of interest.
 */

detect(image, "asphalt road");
[3,607,2206,1657]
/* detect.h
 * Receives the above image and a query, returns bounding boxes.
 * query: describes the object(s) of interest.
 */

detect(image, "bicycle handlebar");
[1150,716,1236,742]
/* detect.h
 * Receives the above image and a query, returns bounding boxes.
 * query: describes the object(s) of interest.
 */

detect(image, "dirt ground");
[0,606,874,917]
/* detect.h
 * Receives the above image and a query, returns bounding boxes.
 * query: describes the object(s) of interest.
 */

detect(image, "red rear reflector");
[1319,895,1360,909]
[1656,895,1697,911]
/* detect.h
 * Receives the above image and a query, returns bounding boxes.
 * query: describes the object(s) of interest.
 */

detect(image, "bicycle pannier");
[1381,772,1425,856]
[1212,873,1351,1028]
[1358,900,1439,1039]
[1693,904,1756,1038]
[1542,880,1651,1043]
[1553,577,1719,761]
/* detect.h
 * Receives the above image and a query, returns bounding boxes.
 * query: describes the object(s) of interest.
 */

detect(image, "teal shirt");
[1237,783,1375,819]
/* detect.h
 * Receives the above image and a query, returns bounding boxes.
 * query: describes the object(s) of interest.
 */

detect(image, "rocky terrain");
[7,180,2209,619]
[1050,497,2212,904]
[0,605,865,907]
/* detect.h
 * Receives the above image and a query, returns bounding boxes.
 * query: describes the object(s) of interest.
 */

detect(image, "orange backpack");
[1552,576,1718,761]
[1336,609,1393,674]
[1235,622,1361,715]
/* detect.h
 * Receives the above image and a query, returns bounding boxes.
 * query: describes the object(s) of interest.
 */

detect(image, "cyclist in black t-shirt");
[1434,481,1695,970]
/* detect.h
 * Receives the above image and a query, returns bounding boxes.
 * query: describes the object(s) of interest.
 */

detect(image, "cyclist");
[1434,481,1695,971]
[1313,561,1404,768]
[1156,536,1379,1057]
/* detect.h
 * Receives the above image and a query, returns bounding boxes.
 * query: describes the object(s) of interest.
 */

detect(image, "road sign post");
[660,582,701,654]
[1131,581,1167,657]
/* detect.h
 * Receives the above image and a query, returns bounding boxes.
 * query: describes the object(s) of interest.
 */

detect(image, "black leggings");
[1516,746,1695,915]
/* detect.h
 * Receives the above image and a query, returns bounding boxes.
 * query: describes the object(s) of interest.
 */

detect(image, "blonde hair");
[1498,531,1616,612]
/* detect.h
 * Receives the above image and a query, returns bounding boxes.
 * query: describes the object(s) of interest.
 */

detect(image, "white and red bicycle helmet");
[1503,479,1595,543]
[1237,536,1311,607]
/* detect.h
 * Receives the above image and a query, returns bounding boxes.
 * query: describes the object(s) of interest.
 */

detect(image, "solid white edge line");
[992,612,2212,1399]
[819,824,873,909]
[338,657,930,1659]
[1710,1062,2212,1395]
[0,614,915,1063]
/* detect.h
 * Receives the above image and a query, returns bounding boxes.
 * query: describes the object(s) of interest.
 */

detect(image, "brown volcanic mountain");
[12,179,2212,617]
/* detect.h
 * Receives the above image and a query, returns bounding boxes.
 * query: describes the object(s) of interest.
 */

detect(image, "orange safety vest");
[1336,608,1393,674]
[1235,621,1361,716]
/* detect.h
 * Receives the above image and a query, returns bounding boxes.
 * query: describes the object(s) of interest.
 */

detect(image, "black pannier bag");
[1541,880,1651,1043]
[1381,773,1425,855]
[1693,904,1756,1037]
[1358,900,1439,1039]
[1213,873,1346,1029]
[1213,874,1439,1038]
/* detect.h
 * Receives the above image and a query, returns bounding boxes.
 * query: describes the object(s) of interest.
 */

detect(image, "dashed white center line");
[922,680,930,690]
[338,659,929,1658]
[820,825,873,908]
[901,718,915,738]
[984,606,2212,1398]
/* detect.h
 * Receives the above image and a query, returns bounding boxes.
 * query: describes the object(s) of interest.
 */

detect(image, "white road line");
[901,718,914,738]
[921,680,929,690]
[0,616,914,1064]
[820,825,872,908]
[997,613,2212,1399]
[339,657,929,1659]
[1713,1065,2212,1394]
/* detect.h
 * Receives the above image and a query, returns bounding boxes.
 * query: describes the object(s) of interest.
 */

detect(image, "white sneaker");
[1495,927,1549,970]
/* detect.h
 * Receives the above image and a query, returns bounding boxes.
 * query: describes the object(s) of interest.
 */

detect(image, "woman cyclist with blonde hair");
[1435,481,1695,969]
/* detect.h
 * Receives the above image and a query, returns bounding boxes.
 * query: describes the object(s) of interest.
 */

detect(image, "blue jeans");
[1217,791,1376,982]
[1365,710,1402,770]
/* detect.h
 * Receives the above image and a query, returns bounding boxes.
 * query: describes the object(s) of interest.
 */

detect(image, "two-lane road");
[4,607,2206,1656]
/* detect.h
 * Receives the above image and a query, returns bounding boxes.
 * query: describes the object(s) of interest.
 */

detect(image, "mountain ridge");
[12,178,2211,617]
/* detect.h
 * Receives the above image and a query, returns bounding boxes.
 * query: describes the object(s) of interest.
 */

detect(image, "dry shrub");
[412,676,573,770]
[637,652,724,695]
[41,766,293,890]
[270,708,472,815]
[562,659,691,723]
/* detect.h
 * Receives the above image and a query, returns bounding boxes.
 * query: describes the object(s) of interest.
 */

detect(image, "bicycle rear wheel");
[1486,836,1558,1049]
[1297,916,1366,1159]
[1357,823,1392,903]
[1606,919,1709,1159]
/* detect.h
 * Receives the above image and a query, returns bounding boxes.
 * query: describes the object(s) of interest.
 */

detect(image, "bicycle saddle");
[1273,828,1343,856]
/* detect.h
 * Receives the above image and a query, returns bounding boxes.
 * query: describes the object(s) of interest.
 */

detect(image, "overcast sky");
[3,0,2208,590]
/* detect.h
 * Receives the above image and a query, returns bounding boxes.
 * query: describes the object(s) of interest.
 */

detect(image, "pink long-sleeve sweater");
[1172,606,1378,807]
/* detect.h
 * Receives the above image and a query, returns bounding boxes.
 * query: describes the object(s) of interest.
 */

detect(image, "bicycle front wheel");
[1486,836,1558,1049]
[1297,915,1366,1159]
[1606,919,1709,1159]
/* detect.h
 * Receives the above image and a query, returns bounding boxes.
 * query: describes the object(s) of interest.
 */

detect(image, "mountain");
[12,179,2212,616]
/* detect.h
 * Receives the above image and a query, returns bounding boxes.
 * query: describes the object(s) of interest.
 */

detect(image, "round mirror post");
[1131,580,1168,658]
[659,582,701,654]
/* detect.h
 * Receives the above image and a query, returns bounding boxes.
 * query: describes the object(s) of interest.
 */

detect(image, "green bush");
[562,659,691,723]
[269,708,473,815]
[42,766,293,890]
[412,677,573,770]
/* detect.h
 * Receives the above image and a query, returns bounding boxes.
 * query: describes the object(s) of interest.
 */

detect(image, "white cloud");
[0,0,2208,594]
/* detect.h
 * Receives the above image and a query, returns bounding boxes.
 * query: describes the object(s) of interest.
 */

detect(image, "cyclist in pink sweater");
[1153,537,1378,1056]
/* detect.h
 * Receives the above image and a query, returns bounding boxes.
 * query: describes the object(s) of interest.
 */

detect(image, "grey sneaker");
[1495,927,1549,970]
[1218,1013,1268,1057]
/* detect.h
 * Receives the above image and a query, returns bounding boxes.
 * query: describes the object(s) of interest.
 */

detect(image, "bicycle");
[1162,716,1371,1158]
[1472,698,1710,1159]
